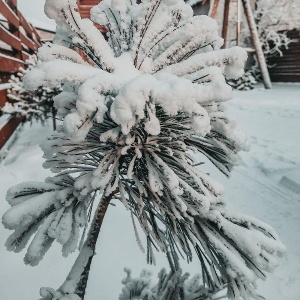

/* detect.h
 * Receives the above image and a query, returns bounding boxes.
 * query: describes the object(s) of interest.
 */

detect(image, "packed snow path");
[0,83,299,300]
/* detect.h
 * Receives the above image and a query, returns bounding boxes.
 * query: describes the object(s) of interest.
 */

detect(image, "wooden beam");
[0,89,8,107]
[6,0,22,60]
[31,25,41,43]
[20,31,37,51]
[236,0,241,46]
[222,0,231,49]
[0,23,22,51]
[241,0,272,89]
[210,0,220,18]
[0,116,23,149]
[19,12,34,38]
[0,1,19,29]
[0,54,24,72]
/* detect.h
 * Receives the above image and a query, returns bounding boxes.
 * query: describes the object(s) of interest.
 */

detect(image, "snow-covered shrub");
[254,0,300,56]
[227,70,257,91]
[119,268,224,300]
[2,0,285,299]
[1,54,62,125]
[242,0,300,77]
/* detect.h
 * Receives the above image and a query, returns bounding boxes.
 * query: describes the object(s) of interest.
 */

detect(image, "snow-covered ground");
[0,83,299,300]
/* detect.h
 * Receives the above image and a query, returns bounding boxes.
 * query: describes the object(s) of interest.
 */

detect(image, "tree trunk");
[60,189,119,299]
[241,0,272,89]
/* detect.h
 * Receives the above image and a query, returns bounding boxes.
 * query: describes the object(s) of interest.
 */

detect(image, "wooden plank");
[0,1,19,29]
[269,54,300,60]
[21,51,30,61]
[236,0,241,46]
[0,23,22,51]
[30,26,42,48]
[6,0,22,59]
[19,31,36,51]
[0,54,24,72]
[31,25,41,42]
[270,64,300,69]
[270,62,300,66]
[0,75,10,107]
[0,116,23,149]
[0,89,8,107]
[19,12,33,38]
[270,74,300,82]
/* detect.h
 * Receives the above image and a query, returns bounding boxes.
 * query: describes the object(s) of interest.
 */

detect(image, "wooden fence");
[268,30,300,82]
[0,0,41,149]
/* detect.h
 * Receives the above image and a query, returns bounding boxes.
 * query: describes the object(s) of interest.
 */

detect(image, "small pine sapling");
[2,1,285,300]
[1,54,62,126]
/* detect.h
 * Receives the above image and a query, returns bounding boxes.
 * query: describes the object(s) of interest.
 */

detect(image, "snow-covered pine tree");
[1,54,61,126]
[2,0,285,299]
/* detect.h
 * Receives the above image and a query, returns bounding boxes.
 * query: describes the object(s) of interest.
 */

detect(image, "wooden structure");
[77,0,106,32]
[0,0,41,149]
[214,0,272,89]
[268,29,300,82]
[78,0,100,18]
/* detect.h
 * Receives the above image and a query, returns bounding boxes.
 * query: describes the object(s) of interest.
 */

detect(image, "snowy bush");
[1,54,62,125]
[227,70,257,91]
[119,268,224,300]
[242,0,300,77]
[2,0,285,300]
[254,0,300,56]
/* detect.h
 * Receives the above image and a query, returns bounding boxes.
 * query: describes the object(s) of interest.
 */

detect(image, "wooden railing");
[0,0,41,149]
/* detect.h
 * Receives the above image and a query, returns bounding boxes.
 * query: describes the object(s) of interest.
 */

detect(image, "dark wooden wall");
[268,30,300,82]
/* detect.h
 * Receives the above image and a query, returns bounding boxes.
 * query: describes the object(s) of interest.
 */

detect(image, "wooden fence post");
[221,0,231,49]
[241,0,272,89]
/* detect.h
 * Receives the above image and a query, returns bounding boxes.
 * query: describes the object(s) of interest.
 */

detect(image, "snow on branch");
[24,61,105,90]
[0,55,61,124]
[161,47,247,79]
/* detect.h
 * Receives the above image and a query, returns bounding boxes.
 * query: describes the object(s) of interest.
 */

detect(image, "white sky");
[17,0,56,31]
